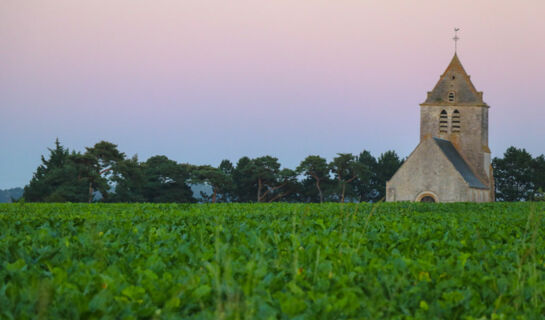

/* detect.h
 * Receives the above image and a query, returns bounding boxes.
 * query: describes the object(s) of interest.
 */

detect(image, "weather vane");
[453,28,460,53]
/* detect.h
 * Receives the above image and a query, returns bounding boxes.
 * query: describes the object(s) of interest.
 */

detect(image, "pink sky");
[1,0,545,188]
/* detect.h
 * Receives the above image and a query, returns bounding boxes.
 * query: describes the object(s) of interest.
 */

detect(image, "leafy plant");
[0,202,544,318]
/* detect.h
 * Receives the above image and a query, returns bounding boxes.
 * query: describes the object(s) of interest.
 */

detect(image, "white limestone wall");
[386,138,474,202]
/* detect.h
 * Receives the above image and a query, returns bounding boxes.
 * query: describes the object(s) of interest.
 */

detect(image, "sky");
[1,0,545,189]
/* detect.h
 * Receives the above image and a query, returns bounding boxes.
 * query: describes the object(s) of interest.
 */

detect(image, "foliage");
[532,155,545,197]
[271,168,301,202]
[191,165,233,203]
[82,141,126,202]
[139,156,195,203]
[232,157,256,202]
[493,147,541,201]
[1,202,545,319]
[330,153,367,203]
[297,155,331,203]
[23,140,545,204]
[252,156,283,202]
[23,140,127,203]
[232,156,299,203]
[354,150,403,202]
[354,150,378,202]
[373,151,404,201]
[23,140,405,204]
[109,156,147,203]
[23,139,89,202]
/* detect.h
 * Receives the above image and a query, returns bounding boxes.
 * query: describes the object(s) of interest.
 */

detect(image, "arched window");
[439,110,448,133]
[452,110,460,132]
[448,91,455,102]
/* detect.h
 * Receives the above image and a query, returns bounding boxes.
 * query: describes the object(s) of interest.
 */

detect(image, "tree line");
[21,140,545,203]
[22,139,403,203]
[493,147,545,201]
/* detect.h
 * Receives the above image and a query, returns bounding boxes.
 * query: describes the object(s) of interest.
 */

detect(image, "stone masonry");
[386,53,494,202]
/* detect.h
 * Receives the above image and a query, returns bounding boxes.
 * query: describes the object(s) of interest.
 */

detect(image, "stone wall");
[386,138,474,202]
[420,105,490,184]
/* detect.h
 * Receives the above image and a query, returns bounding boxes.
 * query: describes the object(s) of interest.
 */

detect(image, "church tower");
[419,53,492,185]
[386,31,494,202]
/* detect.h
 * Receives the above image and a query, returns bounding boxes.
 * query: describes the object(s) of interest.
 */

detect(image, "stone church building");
[386,53,494,202]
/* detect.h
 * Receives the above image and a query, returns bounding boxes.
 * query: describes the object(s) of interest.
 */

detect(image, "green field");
[1,203,544,319]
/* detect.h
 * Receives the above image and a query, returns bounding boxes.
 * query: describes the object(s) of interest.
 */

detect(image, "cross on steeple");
[453,28,460,53]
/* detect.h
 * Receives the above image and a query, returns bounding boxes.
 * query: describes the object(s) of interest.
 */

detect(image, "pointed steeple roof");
[421,54,487,106]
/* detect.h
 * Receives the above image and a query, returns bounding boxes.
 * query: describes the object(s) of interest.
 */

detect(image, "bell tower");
[419,42,491,184]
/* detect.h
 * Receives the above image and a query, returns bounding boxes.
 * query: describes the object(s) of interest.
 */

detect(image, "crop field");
[1,203,545,319]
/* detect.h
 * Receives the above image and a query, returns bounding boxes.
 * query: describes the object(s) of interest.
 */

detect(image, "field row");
[1,203,544,319]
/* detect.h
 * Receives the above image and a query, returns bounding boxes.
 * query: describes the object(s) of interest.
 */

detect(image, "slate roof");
[433,138,488,189]
[422,54,487,106]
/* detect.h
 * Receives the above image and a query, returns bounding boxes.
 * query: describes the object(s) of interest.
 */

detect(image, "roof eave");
[419,102,489,108]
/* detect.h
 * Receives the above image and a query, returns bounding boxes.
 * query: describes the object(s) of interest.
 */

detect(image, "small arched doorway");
[416,192,439,203]
[420,196,435,203]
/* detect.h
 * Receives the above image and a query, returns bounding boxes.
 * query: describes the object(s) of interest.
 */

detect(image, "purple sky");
[1,0,545,189]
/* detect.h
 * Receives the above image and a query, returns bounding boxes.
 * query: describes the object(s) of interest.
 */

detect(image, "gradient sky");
[1,0,545,189]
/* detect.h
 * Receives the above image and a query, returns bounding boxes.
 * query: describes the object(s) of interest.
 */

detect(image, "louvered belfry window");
[448,92,455,102]
[439,110,448,133]
[452,110,461,132]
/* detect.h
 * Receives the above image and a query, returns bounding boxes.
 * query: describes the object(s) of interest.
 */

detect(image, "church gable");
[386,137,473,202]
[422,54,486,106]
